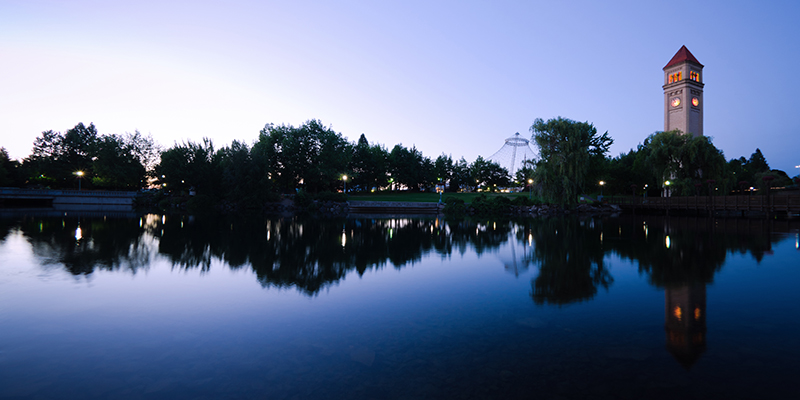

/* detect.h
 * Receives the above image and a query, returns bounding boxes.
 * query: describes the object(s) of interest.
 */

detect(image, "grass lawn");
[347,191,540,203]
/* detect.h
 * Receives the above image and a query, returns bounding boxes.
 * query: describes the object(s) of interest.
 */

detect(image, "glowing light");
[665,235,671,249]
[75,225,82,241]
[694,308,702,320]
[674,306,682,321]
[341,230,346,247]
[528,233,532,246]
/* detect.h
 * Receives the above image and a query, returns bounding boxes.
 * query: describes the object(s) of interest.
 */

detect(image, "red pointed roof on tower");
[664,45,703,69]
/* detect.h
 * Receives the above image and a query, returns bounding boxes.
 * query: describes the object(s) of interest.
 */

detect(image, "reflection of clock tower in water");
[665,283,707,369]
[663,45,704,137]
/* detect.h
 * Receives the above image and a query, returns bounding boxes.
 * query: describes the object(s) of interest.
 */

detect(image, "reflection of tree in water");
[526,218,612,306]
[6,214,793,301]
[603,216,784,288]
[7,215,152,275]
[155,216,514,296]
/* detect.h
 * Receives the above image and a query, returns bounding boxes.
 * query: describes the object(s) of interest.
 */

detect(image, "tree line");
[527,117,797,205]
[2,118,797,207]
[0,120,511,199]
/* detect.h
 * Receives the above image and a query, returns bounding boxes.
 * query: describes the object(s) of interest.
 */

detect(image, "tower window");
[668,72,683,83]
[690,71,700,81]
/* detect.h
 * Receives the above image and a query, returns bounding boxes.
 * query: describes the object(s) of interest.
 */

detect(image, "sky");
[2,0,799,174]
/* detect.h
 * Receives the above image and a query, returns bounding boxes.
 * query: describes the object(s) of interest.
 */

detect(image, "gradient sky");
[2,0,799,174]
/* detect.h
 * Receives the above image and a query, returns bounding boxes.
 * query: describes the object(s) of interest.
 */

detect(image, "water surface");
[1,213,798,399]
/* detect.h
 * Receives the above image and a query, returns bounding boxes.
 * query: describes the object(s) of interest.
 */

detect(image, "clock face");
[671,97,681,107]
[692,97,700,107]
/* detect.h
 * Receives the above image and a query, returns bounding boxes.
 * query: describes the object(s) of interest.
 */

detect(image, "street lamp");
[73,171,84,191]
[528,179,533,199]
[599,180,605,198]
[342,175,348,196]
[664,180,671,197]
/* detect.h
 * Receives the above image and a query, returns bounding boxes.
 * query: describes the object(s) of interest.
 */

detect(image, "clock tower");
[663,45,704,137]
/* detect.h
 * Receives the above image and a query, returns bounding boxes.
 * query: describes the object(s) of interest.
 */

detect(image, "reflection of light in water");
[341,230,346,247]
[75,226,82,241]
[600,232,603,244]
[267,231,270,241]
[139,218,143,228]
[162,215,166,224]
[796,233,799,249]
[528,233,532,246]
[694,308,701,320]
[665,235,671,249]
[389,228,393,240]
[674,306,682,321]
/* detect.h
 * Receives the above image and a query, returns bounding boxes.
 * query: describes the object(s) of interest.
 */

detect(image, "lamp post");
[528,179,533,199]
[664,180,671,197]
[342,175,348,197]
[74,171,84,191]
[599,180,605,198]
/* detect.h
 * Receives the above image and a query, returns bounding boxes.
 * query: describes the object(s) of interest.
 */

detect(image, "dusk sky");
[2,0,799,174]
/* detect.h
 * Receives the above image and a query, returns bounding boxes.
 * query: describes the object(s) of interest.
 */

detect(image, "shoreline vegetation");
[3,118,799,217]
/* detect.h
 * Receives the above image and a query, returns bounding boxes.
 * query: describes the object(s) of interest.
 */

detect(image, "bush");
[470,194,512,216]
[443,197,466,215]
[295,190,312,209]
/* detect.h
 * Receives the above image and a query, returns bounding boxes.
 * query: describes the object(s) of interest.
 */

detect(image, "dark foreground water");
[1,212,798,400]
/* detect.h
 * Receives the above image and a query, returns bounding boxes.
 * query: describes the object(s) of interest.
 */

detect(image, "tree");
[433,154,453,189]
[252,120,351,193]
[388,144,429,191]
[156,138,220,195]
[529,117,612,205]
[450,157,471,192]
[23,122,144,189]
[0,148,22,187]
[470,156,509,191]
[91,134,147,190]
[748,148,770,174]
[640,131,726,196]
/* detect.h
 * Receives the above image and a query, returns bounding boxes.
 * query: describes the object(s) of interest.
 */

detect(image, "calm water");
[1,212,798,399]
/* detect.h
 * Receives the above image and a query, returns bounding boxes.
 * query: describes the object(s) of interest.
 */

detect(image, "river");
[1,213,798,399]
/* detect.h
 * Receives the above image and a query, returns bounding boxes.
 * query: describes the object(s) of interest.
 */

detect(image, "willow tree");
[641,130,726,196]
[529,117,612,206]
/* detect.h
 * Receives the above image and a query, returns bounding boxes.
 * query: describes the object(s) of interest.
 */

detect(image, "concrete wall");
[0,188,136,212]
